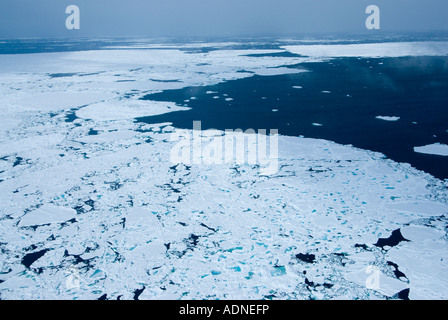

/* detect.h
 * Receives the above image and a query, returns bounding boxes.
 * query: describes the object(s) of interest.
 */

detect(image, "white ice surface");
[385,200,448,217]
[414,143,448,156]
[401,225,445,243]
[251,67,306,76]
[344,267,408,297]
[283,42,448,58]
[5,92,116,112]
[126,207,161,228]
[76,100,190,121]
[376,116,400,121]
[18,205,76,227]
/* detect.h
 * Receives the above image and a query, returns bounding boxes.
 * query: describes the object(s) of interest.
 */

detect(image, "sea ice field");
[0,37,447,300]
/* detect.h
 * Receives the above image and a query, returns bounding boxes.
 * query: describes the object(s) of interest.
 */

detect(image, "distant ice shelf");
[282,41,448,58]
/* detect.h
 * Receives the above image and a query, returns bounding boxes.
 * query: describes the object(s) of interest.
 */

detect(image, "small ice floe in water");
[414,143,448,156]
[376,116,400,121]
[292,86,302,89]
[225,98,233,101]
[272,109,278,112]
[206,91,218,94]
[190,97,197,100]
[213,96,220,99]
[321,90,331,94]
[312,123,323,126]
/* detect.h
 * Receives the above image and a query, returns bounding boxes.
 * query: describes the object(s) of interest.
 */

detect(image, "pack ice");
[0,41,447,300]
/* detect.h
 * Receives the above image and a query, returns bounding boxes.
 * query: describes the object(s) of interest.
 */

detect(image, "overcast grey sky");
[0,0,447,38]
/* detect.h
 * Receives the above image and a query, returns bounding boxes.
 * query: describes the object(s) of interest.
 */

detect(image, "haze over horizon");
[0,0,447,39]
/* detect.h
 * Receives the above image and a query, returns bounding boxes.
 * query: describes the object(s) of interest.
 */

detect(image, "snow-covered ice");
[18,205,77,227]
[76,100,190,121]
[0,41,447,300]
[376,116,401,122]
[414,143,448,156]
[283,42,448,58]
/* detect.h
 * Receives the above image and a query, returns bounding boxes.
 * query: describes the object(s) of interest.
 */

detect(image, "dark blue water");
[138,56,448,180]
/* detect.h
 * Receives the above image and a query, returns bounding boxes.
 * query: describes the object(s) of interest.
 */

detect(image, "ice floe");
[76,100,190,121]
[251,67,306,76]
[18,205,76,227]
[8,92,116,112]
[414,143,448,156]
[376,116,400,121]
[283,42,448,58]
